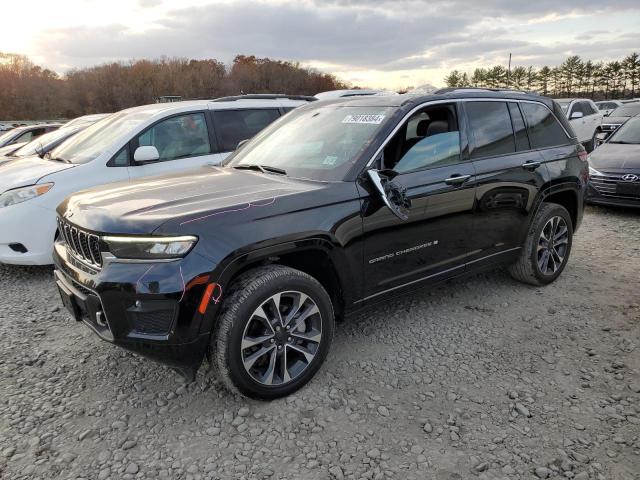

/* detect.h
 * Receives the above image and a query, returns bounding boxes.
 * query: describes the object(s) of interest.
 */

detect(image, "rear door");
[127,111,223,180]
[211,108,282,161]
[463,100,550,266]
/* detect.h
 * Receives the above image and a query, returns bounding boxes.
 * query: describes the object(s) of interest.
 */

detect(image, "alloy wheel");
[240,291,322,386]
[537,216,569,275]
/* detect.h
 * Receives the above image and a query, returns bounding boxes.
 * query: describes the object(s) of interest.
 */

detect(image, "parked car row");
[2,88,636,400]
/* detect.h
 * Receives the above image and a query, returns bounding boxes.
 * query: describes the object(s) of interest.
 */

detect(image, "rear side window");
[521,103,570,149]
[508,103,530,151]
[137,113,212,162]
[213,109,281,152]
[466,101,515,159]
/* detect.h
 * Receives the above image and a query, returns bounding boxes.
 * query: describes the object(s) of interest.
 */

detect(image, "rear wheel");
[509,203,573,286]
[212,265,334,399]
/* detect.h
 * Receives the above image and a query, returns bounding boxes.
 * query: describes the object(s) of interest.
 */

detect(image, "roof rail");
[210,94,317,103]
[434,87,538,96]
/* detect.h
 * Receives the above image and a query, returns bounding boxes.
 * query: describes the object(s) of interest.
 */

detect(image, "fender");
[198,235,359,335]
[525,180,583,241]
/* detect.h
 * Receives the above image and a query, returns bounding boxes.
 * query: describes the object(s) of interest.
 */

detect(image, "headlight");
[0,183,53,208]
[588,165,603,176]
[102,235,197,260]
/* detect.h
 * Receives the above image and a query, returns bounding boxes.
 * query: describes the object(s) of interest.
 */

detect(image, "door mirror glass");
[367,169,411,221]
[570,111,584,120]
[133,145,160,164]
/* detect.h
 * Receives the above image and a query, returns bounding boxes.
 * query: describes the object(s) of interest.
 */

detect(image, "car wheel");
[509,202,573,286]
[212,265,334,399]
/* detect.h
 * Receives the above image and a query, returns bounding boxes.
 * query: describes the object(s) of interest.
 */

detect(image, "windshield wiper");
[48,156,70,163]
[233,164,287,175]
[609,141,634,144]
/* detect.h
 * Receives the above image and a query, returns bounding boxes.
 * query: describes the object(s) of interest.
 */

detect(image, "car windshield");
[609,117,640,144]
[225,105,393,181]
[609,104,640,117]
[13,126,78,157]
[49,110,155,164]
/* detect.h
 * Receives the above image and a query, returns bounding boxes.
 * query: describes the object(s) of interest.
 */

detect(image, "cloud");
[31,0,640,87]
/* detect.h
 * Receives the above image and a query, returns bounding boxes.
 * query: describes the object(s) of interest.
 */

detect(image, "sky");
[1,0,639,89]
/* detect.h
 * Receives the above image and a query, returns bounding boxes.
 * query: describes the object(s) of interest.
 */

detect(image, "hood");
[58,166,325,234]
[589,143,640,172]
[602,116,630,125]
[0,141,26,158]
[0,156,76,192]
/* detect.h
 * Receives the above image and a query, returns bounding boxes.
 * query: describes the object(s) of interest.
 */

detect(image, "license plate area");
[616,182,640,196]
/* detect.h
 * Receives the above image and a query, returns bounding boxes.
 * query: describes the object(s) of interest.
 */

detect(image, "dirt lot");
[0,206,638,480]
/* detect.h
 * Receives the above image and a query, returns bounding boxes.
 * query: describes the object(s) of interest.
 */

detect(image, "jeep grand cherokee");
[53,89,587,399]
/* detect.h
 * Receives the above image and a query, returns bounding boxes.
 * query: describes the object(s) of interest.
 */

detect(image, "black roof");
[316,89,552,109]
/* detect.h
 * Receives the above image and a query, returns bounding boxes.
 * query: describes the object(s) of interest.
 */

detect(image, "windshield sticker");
[323,155,338,165]
[342,114,385,125]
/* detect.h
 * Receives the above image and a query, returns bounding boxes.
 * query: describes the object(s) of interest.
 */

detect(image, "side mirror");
[236,139,249,150]
[133,145,160,164]
[570,111,584,120]
[367,169,411,221]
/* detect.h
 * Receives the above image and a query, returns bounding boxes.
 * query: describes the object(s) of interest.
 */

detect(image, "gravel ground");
[1,205,639,480]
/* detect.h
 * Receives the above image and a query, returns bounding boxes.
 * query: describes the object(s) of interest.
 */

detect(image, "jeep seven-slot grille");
[57,217,103,267]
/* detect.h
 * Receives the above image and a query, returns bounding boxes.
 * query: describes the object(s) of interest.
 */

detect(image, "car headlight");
[102,235,198,260]
[588,165,603,176]
[0,183,54,208]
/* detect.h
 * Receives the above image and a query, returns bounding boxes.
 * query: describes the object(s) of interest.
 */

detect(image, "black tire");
[509,202,573,286]
[212,265,334,400]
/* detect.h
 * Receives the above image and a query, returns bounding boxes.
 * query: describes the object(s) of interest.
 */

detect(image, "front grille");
[57,217,103,268]
[601,123,620,132]
[590,173,640,198]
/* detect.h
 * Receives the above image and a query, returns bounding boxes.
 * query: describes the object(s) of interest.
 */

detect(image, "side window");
[15,131,34,143]
[508,103,530,151]
[466,101,515,159]
[136,113,211,162]
[569,102,585,118]
[586,102,599,115]
[213,109,281,152]
[521,103,570,149]
[111,146,129,167]
[386,104,461,173]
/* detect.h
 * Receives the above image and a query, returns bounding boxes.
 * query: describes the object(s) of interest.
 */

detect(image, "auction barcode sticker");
[342,114,385,125]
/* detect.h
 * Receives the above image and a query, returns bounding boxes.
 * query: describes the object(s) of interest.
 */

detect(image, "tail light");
[577,146,588,162]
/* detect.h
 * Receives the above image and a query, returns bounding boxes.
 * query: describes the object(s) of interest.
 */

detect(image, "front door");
[358,102,477,303]
[128,112,224,180]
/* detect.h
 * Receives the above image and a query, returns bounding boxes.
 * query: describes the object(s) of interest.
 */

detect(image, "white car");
[0,95,312,265]
[0,123,62,149]
[556,98,603,151]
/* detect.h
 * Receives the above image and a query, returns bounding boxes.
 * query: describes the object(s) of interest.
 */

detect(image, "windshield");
[49,110,154,164]
[609,116,640,144]
[13,126,78,157]
[610,104,640,117]
[225,105,393,181]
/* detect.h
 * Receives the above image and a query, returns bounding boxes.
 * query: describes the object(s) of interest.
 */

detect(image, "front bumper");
[52,240,218,374]
[0,202,57,265]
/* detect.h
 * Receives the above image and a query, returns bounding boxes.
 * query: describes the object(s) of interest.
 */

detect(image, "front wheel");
[212,265,334,400]
[509,203,573,286]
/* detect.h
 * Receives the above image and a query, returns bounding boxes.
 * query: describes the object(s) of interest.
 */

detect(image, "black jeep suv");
[54,89,587,399]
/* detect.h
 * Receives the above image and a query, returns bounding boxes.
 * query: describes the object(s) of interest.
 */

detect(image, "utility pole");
[507,53,512,88]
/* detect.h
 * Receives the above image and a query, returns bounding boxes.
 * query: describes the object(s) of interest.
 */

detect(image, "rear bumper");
[52,240,218,373]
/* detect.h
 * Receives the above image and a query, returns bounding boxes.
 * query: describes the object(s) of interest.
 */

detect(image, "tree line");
[444,53,640,99]
[0,53,348,120]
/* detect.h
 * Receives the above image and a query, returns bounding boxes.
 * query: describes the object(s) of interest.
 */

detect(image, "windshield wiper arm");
[49,156,69,163]
[233,164,287,175]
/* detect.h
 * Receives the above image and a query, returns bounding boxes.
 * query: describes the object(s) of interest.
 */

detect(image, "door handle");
[444,174,471,185]
[521,161,541,171]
